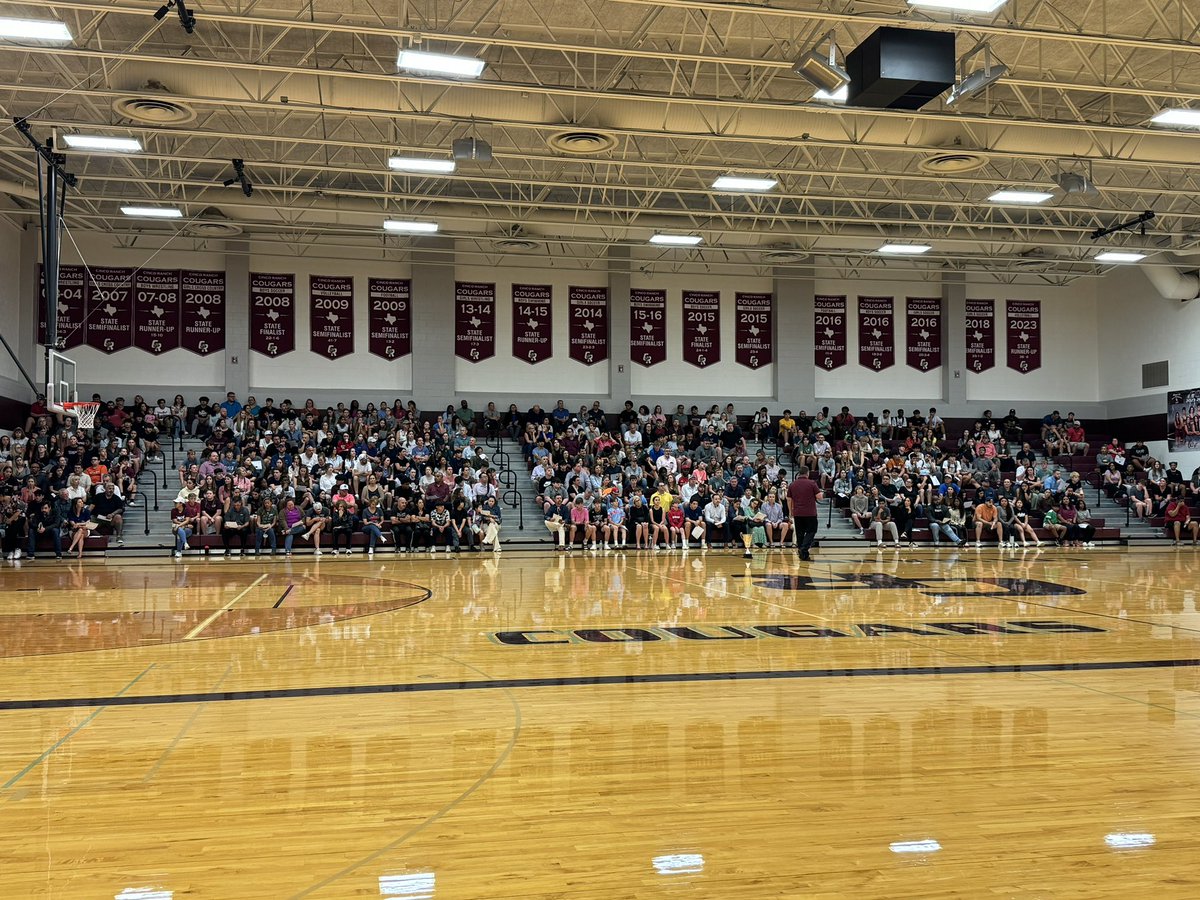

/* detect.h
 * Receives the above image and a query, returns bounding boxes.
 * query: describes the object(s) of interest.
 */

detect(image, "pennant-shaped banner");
[682,290,720,368]
[367,278,411,360]
[512,283,552,364]
[568,286,608,365]
[310,275,354,359]
[249,272,295,357]
[37,264,87,349]
[133,269,180,355]
[455,281,496,362]
[630,288,666,367]
[1006,299,1041,373]
[181,270,225,356]
[735,292,772,369]
[857,296,894,371]
[965,299,995,373]
[905,297,942,372]
[814,295,846,371]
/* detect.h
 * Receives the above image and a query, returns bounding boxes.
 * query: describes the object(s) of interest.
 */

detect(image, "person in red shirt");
[84,456,108,486]
[1065,423,1090,457]
[786,466,824,561]
[1165,496,1198,546]
[667,499,686,549]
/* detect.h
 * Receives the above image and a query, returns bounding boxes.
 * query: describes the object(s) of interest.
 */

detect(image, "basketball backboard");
[47,348,77,414]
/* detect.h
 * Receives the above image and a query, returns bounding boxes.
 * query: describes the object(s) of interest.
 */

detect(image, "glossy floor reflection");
[1,547,1200,898]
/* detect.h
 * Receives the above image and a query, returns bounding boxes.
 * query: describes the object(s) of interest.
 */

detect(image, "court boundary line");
[2,658,1199,712]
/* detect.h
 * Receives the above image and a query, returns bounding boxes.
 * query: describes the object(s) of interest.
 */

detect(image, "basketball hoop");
[63,401,101,431]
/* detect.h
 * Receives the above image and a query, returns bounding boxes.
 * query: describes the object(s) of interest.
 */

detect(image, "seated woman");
[869,502,900,548]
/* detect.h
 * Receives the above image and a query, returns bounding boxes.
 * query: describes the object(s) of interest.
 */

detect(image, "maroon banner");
[857,296,895,371]
[682,290,720,369]
[630,288,666,368]
[133,269,181,354]
[37,264,86,349]
[249,272,295,357]
[455,282,496,362]
[734,292,773,369]
[367,278,411,360]
[814,295,846,371]
[310,275,354,359]
[1006,299,1042,373]
[180,270,225,356]
[965,299,995,373]
[512,283,552,364]
[905,297,942,372]
[568,286,608,366]
[84,267,134,355]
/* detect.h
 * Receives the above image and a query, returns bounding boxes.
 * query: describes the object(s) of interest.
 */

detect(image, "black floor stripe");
[3,658,1199,712]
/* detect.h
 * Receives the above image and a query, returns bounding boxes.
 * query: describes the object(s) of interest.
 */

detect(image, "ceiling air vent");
[763,249,808,263]
[918,152,987,175]
[186,210,243,237]
[494,238,538,251]
[114,95,197,125]
[1142,360,1169,389]
[547,130,618,155]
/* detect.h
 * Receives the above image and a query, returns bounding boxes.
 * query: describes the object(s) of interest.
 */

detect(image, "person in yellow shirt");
[777,409,797,447]
[651,484,673,512]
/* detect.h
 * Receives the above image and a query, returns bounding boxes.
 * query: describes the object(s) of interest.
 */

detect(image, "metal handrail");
[501,488,525,530]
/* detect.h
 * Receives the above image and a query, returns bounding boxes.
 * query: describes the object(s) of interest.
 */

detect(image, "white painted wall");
[0,221,25,395]
[454,265,609,396]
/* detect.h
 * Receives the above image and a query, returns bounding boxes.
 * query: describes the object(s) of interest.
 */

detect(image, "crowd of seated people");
[6,392,1200,562]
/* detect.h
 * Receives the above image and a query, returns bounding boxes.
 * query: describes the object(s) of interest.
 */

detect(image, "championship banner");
[1169,388,1200,452]
[1006,299,1041,373]
[735,292,772,369]
[133,269,181,354]
[310,275,354,359]
[85,267,135,355]
[180,270,225,356]
[857,296,895,371]
[37,264,87,349]
[568,286,608,366]
[965,299,995,373]
[249,272,295,357]
[814,295,846,371]
[454,281,496,362]
[681,289,720,369]
[905,297,942,372]
[512,283,552,364]
[630,288,666,367]
[367,278,411,360]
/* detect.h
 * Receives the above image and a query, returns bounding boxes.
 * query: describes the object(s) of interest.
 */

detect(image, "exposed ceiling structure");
[0,0,1198,281]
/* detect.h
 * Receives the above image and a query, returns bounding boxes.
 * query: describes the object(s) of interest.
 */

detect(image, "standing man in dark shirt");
[786,466,824,561]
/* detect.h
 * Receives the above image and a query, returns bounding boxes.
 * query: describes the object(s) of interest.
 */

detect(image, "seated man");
[90,482,126,545]
[1165,495,1199,546]
[973,497,1004,547]
[703,491,731,548]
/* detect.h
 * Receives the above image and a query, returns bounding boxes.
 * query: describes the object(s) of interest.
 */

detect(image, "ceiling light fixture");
[1094,251,1146,263]
[908,0,1007,13]
[878,243,932,255]
[712,175,778,192]
[945,43,1007,106]
[649,234,703,246]
[384,219,439,233]
[0,17,72,41]
[813,85,849,104]
[1151,108,1200,129]
[397,49,485,78]
[121,206,183,218]
[987,189,1053,204]
[387,157,456,174]
[152,0,196,35]
[62,135,142,152]
[792,31,850,95]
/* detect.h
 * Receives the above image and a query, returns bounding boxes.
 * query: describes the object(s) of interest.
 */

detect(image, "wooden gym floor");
[1,547,1199,898]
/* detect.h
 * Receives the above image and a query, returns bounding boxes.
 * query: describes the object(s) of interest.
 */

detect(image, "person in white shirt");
[622,425,643,449]
[655,449,678,477]
[703,493,730,548]
[680,476,700,506]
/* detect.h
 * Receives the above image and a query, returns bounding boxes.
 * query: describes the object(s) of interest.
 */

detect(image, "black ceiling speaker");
[452,137,492,163]
[846,27,955,110]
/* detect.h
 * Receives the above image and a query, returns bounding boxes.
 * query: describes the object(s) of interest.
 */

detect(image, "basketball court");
[2,547,1197,898]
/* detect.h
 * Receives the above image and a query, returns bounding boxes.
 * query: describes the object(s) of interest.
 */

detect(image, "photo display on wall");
[249,272,295,357]
[905,297,942,372]
[454,281,496,362]
[1168,388,1200,452]
[814,295,846,371]
[857,296,895,371]
[965,299,995,373]
[512,283,553,364]
[568,286,608,365]
[367,278,412,360]
[309,275,354,359]
[630,288,666,367]
[1006,299,1041,373]
[734,292,772,369]
[681,289,720,368]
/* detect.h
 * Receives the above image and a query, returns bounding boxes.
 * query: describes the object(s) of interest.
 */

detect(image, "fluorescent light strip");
[649,234,703,246]
[0,17,72,41]
[1151,108,1200,128]
[387,157,456,174]
[121,206,183,219]
[63,135,142,152]
[383,219,439,233]
[878,243,931,255]
[987,190,1053,204]
[712,175,778,192]
[397,50,485,78]
[1094,251,1146,263]
[907,0,1007,13]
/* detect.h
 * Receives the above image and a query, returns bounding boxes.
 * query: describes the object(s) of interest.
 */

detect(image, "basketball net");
[63,401,101,431]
